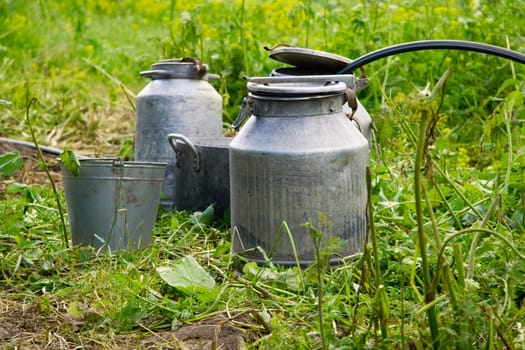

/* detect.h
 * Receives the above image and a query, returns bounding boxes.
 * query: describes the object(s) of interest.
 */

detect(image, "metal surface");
[246,74,356,89]
[168,134,231,217]
[169,133,201,171]
[61,159,166,251]
[269,67,372,143]
[246,79,348,96]
[135,58,223,208]
[232,79,348,130]
[230,80,369,265]
[269,46,352,71]
[141,57,208,80]
[344,98,372,142]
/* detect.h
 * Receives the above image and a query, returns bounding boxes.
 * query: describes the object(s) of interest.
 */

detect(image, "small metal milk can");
[135,58,223,207]
[230,77,369,266]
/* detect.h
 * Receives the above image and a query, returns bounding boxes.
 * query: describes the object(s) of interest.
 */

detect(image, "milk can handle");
[167,133,201,172]
[140,69,175,79]
[232,97,253,131]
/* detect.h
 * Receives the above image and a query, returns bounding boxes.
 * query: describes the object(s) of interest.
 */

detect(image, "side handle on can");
[167,133,201,172]
[140,70,174,79]
[232,97,253,131]
[344,88,358,119]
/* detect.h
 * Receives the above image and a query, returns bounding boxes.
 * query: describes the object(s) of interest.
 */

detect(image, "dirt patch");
[140,313,262,350]
[0,295,137,349]
[0,296,76,349]
[0,295,262,349]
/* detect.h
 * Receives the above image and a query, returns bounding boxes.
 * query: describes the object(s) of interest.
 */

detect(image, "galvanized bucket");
[167,133,231,218]
[230,78,369,266]
[61,158,167,251]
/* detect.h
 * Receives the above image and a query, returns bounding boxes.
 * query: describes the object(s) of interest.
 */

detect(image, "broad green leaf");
[157,255,216,294]
[7,182,34,202]
[190,203,215,226]
[59,149,81,176]
[243,261,304,291]
[0,152,23,175]
[118,138,134,160]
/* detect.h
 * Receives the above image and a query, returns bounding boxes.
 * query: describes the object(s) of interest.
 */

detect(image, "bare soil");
[0,294,260,349]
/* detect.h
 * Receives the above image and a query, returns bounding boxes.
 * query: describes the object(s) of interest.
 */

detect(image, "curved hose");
[337,40,525,74]
[0,137,63,155]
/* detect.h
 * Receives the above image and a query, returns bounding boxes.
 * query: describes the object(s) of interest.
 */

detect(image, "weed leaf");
[243,261,303,291]
[118,138,134,160]
[157,255,216,294]
[0,152,23,175]
[59,149,81,176]
[190,204,215,226]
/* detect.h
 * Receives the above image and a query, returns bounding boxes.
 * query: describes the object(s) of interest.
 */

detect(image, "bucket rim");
[65,158,168,169]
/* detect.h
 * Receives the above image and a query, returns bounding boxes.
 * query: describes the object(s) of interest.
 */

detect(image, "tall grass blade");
[414,108,440,348]
[367,167,389,338]
[25,96,69,248]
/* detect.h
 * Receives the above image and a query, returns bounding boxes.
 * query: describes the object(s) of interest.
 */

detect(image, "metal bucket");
[168,133,231,218]
[230,78,369,266]
[61,158,167,251]
[135,58,223,208]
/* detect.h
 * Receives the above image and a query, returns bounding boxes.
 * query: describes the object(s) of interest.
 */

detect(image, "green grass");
[1,0,525,348]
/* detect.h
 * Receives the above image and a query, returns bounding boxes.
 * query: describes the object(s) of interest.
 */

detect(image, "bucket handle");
[167,133,201,172]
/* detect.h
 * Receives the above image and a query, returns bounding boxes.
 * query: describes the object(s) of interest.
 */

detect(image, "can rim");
[247,81,347,96]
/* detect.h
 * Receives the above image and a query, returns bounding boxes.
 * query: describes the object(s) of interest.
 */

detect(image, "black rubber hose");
[337,40,525,74]
[0,137,63,155]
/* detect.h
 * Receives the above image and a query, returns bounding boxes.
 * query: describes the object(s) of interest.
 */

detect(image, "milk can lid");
[247,78,347,97]
[268,46,352,72]
[140,58,209,80]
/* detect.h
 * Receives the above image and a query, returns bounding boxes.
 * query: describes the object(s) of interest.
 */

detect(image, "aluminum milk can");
[230,78,369,266]
[135,58,223,207]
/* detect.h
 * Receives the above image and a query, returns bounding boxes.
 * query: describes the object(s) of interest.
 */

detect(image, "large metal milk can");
[230,78,369,266]
[135,58,223,207]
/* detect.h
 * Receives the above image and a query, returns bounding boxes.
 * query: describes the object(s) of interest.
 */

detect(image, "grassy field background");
[1,0,523,152]
[1,0,524,349]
